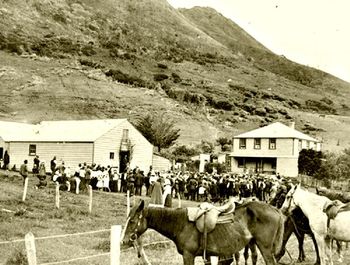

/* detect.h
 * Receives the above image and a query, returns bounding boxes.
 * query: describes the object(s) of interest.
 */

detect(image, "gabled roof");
[234,122,319,142]
[0,119,127,142]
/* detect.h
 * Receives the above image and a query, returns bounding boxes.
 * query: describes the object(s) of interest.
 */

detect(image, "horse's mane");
[144,207,188,237]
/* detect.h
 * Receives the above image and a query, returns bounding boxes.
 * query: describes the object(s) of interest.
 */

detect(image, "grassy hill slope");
[0,0,349,151]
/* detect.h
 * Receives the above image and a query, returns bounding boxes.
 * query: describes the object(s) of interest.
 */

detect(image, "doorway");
[119,151,130,173]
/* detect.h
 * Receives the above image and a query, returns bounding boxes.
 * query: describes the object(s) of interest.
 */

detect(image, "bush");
[105,69,149,88]
[171,72,181,83]
[6,249,27,265]
[157,63,168,69]
[153,73,169,82]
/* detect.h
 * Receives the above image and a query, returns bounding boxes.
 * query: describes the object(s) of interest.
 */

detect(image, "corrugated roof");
[234,122,319,141]
[0,119,127,142]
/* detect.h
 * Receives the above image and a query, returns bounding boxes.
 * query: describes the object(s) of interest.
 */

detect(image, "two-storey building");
[230,122,321,177]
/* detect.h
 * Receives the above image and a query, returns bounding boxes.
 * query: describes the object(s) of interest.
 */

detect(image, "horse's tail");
[273,210,285,256]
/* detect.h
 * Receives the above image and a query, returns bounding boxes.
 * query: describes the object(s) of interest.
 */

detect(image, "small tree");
[135,113,180,152]
[298,149,323,176]
[216,137,232,151]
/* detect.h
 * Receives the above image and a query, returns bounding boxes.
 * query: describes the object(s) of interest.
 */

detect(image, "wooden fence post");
[88,185,93,214]
[110,225,121,265]
[177,193,181,208]
[22,177,29,202]
[55,183,60,209]
[126,190,130,217]
[25,232,37,265]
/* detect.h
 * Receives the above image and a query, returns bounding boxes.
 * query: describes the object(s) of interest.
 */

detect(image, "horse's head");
[121,200,148,247]
[280,184,300,215]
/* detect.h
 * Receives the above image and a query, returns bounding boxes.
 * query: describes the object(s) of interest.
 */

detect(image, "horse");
[270,186,321,264]
[121,200,284,265]
[281,184,350,265]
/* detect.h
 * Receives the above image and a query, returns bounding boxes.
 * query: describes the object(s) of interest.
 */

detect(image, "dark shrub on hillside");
[157,63,168,69]
[171,72,182,83]
[254,107,267,116]
[105,69,148,87]
[216,100,234,111]
[320,97,334,106]
[305,99,337,114]
[79,59,103,69]
[154,73,169,82]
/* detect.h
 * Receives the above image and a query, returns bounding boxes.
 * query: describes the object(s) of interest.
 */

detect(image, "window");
[239,138,246,149]
[254,138,261,149]
[122,129,129,139]
[110,152,115,159]
[306,141,310,149]
[0,147,3,159]
[298,140,302,151]
[269,138,276,149]
[29,144,36,156]
[237,158,245,168]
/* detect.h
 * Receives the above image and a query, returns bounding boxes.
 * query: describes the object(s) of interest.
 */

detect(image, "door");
[119,151,130,173]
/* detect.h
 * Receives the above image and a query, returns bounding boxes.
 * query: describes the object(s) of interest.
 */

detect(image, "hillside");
[0,0,349,152]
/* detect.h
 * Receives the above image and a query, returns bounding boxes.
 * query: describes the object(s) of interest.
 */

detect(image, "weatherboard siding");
[233,138,296,157]
[94,120,153,173]
[8,142,93,170]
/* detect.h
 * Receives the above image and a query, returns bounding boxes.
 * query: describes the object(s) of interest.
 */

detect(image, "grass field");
[0,170,349,265]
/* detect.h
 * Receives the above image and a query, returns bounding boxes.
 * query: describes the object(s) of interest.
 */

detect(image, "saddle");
[323,200,350,220]
[186,198,236,261]
[187,197,236,232]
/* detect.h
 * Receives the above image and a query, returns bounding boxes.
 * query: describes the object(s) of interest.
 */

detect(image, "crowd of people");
[16,156,296,204]
[17,155,293,206]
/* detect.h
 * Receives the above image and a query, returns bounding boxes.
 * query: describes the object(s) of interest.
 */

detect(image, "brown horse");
[121,200,284,265]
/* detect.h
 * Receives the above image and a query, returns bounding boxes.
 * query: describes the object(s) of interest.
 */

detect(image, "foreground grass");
[1,171,350,265]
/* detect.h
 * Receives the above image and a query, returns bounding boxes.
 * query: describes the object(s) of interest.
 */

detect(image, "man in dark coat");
[3,151,10,170]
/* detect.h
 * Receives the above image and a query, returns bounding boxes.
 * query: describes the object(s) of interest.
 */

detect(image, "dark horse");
[121,200,284,265]
[271,187,321,265]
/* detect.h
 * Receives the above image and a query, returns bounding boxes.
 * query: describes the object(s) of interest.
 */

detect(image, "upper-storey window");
[239,138,246,149]
[269,138,276,149]
[254,138,261,149]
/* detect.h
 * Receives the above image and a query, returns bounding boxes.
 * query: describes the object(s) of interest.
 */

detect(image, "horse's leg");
[314,234,327,265]
[182,251,195,265]
[250,243,258,265]
[255,244,276,265]
[234,252,240,265]
[310,233,321,265]
[243,245,249,265]
[335,240,343,262]
[296,232,306,262]
[325,236,334,265]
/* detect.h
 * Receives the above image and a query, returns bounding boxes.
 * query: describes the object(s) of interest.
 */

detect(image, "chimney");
[288,121,295,129]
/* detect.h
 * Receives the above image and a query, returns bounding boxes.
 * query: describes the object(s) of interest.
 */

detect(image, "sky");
[167,0,350,82]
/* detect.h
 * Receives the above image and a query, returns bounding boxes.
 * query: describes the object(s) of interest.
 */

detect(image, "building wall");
[276,157,298,177]
[230,157,276,174]
[8,142,93,171]
[152,154,171,172]
[94,120,153,173]
[233,138,296,157]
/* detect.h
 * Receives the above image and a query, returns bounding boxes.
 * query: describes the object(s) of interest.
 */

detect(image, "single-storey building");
[230,122,321,177]
[0,119,153,173]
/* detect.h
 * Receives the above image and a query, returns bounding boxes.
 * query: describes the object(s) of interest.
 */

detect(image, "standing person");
[20,160,29,186]
[50,156,57,177]
[3,150,10,170]
[134,168,144,196]
[36,161,47,189]
[33,155,40,177]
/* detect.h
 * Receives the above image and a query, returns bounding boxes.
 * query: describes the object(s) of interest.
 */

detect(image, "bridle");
[129,211,144,243]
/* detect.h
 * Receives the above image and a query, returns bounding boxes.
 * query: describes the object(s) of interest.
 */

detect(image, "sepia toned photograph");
[0,0,349,264]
